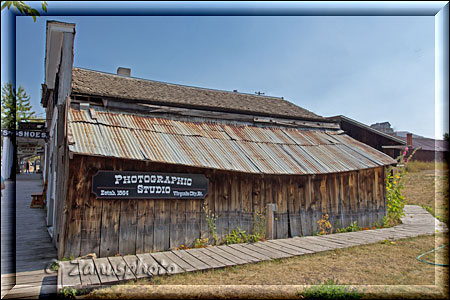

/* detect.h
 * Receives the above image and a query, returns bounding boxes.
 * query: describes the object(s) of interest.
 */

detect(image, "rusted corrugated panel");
[234,141,279,174]
[301,131,338,145]
[300,146,341,173]
[320,144,370,170]
[68,107,395,175]
[269,127,297,145]
[280,145,323,174]
[70,122,110,156]
[281,129,315,146]
[98,125,144,160]
[135,130,176,163]
[334,144,379,169]
[332,134,396,165]
[215,139,261,173]
[264,143,306,174]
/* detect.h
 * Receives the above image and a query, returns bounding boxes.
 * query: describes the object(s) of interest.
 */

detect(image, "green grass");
[299,279,363,299]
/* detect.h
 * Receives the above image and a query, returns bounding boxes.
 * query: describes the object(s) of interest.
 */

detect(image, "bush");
[224,227,249,244]
[300,279,362,299]
[384,147,418,226]
[193,238,209,248]
[58,287,77,299]
[252,208,266,239]
[224,227,263,245]
[317,214,333,235]
[335,221,359,233]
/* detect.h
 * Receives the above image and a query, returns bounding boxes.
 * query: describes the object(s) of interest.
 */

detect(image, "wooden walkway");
[58,205,448,292]
[1,174,58,299]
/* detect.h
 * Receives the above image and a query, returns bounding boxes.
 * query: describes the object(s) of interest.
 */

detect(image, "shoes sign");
[1,129,47,139]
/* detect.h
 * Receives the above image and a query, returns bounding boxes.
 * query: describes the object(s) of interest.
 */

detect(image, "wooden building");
[41,21,396,259]
[402,134,449,162]
[327,115,406,159]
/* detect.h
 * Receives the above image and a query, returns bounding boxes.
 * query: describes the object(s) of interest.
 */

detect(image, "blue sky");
[11,14,440,138]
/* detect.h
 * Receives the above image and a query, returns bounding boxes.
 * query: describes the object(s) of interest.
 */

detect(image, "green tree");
[1,1,47,22]
[444,133,449,142]
[1,82,36,130]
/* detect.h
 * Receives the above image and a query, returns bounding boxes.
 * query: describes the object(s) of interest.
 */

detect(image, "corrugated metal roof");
[68,107,396,175]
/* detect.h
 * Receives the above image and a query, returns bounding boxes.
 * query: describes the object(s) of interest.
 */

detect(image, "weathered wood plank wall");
[61,154,386,258]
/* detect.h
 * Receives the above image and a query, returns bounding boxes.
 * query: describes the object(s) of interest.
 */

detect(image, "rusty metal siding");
[68,107,396,175]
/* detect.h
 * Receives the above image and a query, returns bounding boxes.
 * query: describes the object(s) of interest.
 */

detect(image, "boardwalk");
[1,174,58,299]
[59,205,447,291]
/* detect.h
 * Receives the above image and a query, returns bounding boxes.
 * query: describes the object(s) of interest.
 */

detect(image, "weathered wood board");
[65,155,387,258]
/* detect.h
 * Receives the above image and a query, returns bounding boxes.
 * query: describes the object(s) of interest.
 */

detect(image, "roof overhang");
[328,115,407,145]
[44,21,75,90]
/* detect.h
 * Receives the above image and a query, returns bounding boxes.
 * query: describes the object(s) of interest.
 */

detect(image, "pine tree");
[1,82,36,130]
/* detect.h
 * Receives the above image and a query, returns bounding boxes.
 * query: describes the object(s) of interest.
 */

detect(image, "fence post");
[266,203,277,240]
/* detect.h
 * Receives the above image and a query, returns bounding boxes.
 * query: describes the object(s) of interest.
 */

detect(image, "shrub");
[252,208,266,239]
[224,227,263,245]
[317,214,333,235]
[335,221,359,233]
[224,227,248,244]
[384,147,418,226]
[58,287,77,299]
[193,238,209,248]
[202,202,218,245]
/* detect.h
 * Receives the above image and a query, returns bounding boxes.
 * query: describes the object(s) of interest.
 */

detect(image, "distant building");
[327,116,406,159]
[358,119,448,162]
[401,134,449,162]
[370,122,394,135]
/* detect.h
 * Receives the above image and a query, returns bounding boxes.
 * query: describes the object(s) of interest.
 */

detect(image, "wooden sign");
[92,171,209,199]
[18,122,46,130]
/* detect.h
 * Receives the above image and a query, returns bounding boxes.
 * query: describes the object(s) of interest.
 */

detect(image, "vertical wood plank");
[60,158,76,258]
[241,176,252,234]
[185,199,199,247]
[153,199,170,252]
[99,199,120,257]
[80,157,103,257]
[144,200,155,253]
[298,177,307,236]
[280,176,289,239]
[213,174,222,244]
[303,176,313,236]
[64,155,87,258]
[136,200,147,254]
[350,172,358,225]
[170,199,186,249]
[340,173,350,228]
[275,177,285,239]
[118,199,137,255]
[222,173,230,237]
[287,177,298,237]
[252,176,261,223]
[200,177,214,242]
[229,174,240,233]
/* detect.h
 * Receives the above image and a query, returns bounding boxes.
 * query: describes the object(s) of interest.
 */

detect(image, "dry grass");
[85,233,449,299]
[84,162,449,299]
[403,162,449,224]
[405,161,448,173]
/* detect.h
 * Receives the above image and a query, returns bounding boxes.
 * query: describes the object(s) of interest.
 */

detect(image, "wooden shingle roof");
[71,67,326,121]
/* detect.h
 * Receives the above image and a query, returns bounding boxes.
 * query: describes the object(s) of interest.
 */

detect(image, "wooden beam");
[71,95,340,130]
